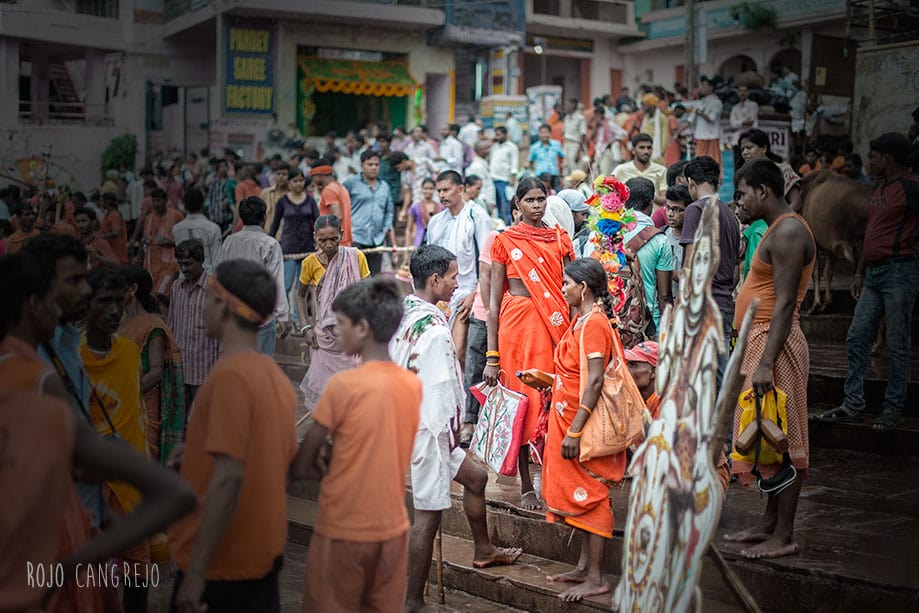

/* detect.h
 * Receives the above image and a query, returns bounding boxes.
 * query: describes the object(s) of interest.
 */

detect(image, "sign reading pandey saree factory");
[224,19,274,115]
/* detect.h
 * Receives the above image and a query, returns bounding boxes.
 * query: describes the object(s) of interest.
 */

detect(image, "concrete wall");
[851,42,919,156]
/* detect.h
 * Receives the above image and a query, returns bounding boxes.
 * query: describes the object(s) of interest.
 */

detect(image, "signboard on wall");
[223,19,275,115]
[480,95,529,140]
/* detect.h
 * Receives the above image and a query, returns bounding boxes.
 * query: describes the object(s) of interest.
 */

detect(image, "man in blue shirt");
[23,235,104,527]
[344,150,395,275]
[528,124,565,177]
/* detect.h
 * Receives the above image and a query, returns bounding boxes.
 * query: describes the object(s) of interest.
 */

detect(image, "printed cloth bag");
[470,377,529,476]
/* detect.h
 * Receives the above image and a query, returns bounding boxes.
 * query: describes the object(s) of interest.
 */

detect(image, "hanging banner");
[224,19,274,115]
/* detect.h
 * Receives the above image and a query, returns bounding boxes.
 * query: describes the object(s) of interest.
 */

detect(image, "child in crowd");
[291,277,422,611]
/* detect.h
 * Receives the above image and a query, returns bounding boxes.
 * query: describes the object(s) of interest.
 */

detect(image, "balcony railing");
[75,0,119,18]
[18,100,113,125]
[533,0,632,25]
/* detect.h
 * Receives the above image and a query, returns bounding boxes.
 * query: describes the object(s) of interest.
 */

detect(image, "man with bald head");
[464,140,495,214]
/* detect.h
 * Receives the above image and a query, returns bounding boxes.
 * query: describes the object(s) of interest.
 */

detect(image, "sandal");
[872,411,903,432]
[520,490,542,511]
[814,405,864,423]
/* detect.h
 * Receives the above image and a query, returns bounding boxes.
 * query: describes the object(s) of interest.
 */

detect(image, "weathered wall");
[851,43,919,155]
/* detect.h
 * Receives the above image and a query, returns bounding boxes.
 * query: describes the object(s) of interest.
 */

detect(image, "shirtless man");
[726,158,816,559]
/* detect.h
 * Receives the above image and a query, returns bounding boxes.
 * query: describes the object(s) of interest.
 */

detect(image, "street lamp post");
[534,37,548,123]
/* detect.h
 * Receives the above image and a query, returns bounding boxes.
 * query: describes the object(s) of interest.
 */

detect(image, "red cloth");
[101,209,129,263]
[651,206,668,228]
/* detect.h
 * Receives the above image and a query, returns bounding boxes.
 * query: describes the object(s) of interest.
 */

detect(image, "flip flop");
[520,490,542,511]
[814,405,863,423]
[872,411,902,432]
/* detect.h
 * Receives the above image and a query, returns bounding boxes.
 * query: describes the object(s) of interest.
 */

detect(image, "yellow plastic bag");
[730,387,788,466]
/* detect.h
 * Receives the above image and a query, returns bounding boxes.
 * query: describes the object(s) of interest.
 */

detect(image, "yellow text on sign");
[233,57,267,81]
[225,85,273,111]
[229,28,270,53]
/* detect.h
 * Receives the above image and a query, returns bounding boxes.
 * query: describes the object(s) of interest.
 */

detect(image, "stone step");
[288,446,919,613]
[286,497,739,612]
[808,414,919,456]
[799,312,919,346]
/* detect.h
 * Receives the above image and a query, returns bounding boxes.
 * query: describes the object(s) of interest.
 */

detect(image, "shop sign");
[224,19,274,115]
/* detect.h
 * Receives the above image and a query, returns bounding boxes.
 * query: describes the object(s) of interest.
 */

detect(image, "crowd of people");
[2,72,918,611]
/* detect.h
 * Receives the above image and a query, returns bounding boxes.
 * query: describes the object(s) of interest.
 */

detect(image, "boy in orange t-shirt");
[290,277,421,612]
[169,259,297,612]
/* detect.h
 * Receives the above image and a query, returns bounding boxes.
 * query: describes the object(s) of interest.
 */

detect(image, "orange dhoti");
[543,311,627,538]
[694,139,722,171]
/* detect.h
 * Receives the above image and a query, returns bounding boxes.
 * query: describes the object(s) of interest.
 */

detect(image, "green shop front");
[296,51,420,136]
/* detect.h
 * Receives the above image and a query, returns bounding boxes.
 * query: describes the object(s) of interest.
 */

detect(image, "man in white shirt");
[219,196,291,354]
[436,124,466,175]
[692,76,724,170]
[425,170,493,364]
[613,133,668,205]
[405,125,437,162]
[729,85,759,145]
[488,126,519,224]
[172,188,222,272]
[562,99,587,175]
[458,116,482,149]
[464,141,495,214]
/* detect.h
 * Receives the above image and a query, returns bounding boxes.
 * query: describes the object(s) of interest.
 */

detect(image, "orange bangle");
[566,429,583,438]
[579,404,593,415]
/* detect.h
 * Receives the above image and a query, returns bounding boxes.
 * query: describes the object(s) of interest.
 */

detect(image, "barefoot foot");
[723,526,772,543]
[520,490,542,511]
[558,578,611,602]
[741,538,800,559]
[472,547,523,569]
[546,568,587,584]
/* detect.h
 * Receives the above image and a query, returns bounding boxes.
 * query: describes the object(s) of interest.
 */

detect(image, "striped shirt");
[168,270,220,386]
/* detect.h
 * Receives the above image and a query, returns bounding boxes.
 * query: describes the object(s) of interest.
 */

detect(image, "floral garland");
[585,175,638,301]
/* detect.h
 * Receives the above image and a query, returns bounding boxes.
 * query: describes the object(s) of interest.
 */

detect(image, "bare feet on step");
[723,526,772,543]
[546,568,587,584]
[558,577,611,602]
[472,547,523,569]
[741,537,800,559]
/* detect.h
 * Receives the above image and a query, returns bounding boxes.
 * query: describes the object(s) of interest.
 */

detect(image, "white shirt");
[219,226,290,322]
[126,179,145,221]
[458,123,481,149]
[173,213,223,272]
[694,94,723,141]
[488,140,519,183]
[405,140,437,164]
[505,116,522,145]
[440,136,465,175]
[425,202,493,304]
[563,110,586,142]
[729,100,759,144]
[464,156,495,208]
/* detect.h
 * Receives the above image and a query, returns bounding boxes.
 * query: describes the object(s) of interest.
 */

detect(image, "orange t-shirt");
[318,181,353,246]
[101,209,129,263]
[5,229,39,254]
[0,390,75,611]
[312,361,421,542]
[169,351,297,580]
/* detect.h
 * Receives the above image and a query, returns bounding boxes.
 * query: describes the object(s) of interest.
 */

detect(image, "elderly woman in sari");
[483,177,574,510]
[118,264,185,464]
[297,215,371,408]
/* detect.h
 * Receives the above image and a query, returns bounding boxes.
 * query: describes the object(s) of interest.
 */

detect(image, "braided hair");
[564,258,615,319]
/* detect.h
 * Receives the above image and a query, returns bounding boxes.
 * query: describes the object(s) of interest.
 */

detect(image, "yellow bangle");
[579,404,593,415]
[566,429,583,438]
[486,351,500,358]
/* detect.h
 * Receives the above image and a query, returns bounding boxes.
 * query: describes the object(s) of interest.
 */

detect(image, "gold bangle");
[579,404,593,415]
[566,429,583,438]
[485,360,500,366]
[486,351,500,358]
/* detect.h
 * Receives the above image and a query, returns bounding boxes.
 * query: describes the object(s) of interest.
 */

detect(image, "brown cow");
[799,170,872,313]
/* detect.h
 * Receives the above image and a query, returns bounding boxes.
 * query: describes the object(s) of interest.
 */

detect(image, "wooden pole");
[706,548,762,613]
[436,525,445,604]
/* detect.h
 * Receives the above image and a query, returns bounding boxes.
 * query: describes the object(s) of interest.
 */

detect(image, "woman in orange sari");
[118,264,185,464]
[484,177,574,509]
[543,258,627,602]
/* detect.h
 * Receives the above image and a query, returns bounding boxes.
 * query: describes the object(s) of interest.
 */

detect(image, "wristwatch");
[299,324,313,334]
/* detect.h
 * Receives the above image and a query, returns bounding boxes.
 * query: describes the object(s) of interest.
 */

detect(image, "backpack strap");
[624,225,663,260]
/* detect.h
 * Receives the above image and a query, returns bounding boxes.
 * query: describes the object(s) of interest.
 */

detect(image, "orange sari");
[143,208,184,296]
[492,224,573,440]
[544,311,627,538]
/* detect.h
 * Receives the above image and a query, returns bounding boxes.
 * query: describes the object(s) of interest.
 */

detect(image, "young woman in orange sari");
[483,177,574,509]
[543,258,627,602]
